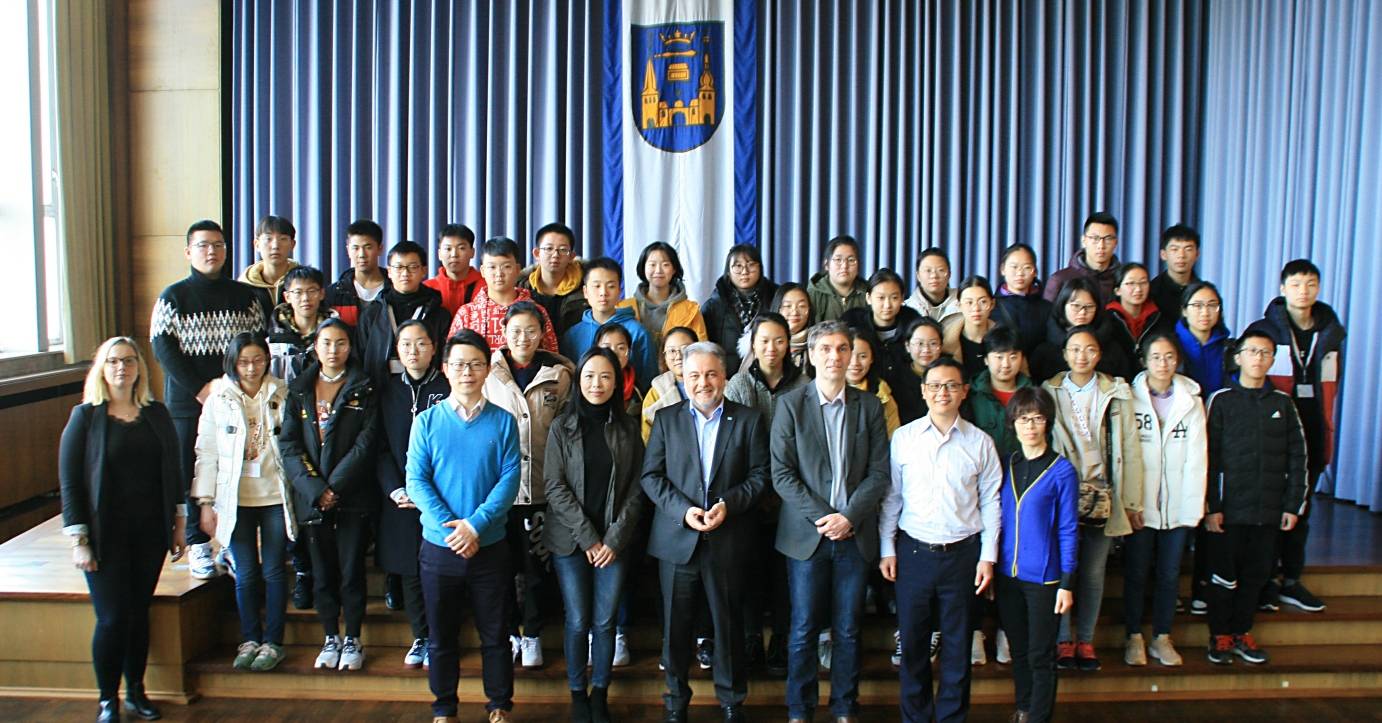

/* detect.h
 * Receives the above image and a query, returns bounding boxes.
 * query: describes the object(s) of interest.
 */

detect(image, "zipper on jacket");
[1009,455,1059,579]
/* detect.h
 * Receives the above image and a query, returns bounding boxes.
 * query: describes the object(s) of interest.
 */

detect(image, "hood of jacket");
[905,287,962,320]
[523,258,585,297]
[808,269,867,299]
[241,259,299,289]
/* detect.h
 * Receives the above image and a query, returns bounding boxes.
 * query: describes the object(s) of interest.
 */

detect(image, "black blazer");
[543,411,648,557]
[58,402,183,561]
[640,399,769,565]
[279,362,380,523]
[770,384,891,562]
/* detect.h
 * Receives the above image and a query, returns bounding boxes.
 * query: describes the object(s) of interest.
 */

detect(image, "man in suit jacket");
[771,321,891,723]
[641,341,770,723]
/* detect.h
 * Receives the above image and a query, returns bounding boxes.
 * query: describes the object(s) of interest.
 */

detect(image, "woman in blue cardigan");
[995,386,1079,723]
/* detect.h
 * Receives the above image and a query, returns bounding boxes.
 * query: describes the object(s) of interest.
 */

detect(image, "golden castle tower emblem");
[640,29,717,130]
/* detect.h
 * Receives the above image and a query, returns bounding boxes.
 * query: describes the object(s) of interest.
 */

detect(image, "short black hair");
[1053,277,1105,329]
[999,242,1037,268]
[866,268,906,294]
[439,223,475,246]
[571,347,626,421]
[747,312,790,343]
[254,215,296,239]
[1006,386,1055,431]
[503,300,547,331]
[583,256,624,281]
[1160,224,1200,250]
[770,282,813,325]
[396,318,437,347]
[223,332,270,383]
[1138,329,1183,362]
[594,321,633,349]
[982,326,1021,356]
[346,219,384,246]
[314,318,356,358]
[917,247,950,268]
[957,274,993,298]
[1180,280,1222,310]
[903,315,944,342]
[1083,211,1119,234]
[443,329,490,362]
[724,243,762,273]
[1280,258,1321,283]
[822,235,860,264]
[1237,329,1277,352]
[185,219,224,244]
[481,236,522,263]
[1115,262,1148,286]
[283,265,325,289]
[637,242,684,285]
[663,325,700,346]
[388,240,427,265]
[922,356,966,382]
[535,222,578,254]
[1063,324,1102,349]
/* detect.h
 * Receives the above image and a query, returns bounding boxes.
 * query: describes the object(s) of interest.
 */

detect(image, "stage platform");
[1,498,1380,709]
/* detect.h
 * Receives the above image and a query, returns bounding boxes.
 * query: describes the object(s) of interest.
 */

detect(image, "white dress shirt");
[689,401,725,502]
[879,413,1003,562]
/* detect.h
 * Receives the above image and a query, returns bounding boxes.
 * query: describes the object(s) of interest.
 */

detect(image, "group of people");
[57,212,1345,723]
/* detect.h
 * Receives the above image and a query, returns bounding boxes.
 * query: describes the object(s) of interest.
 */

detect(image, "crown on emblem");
[659,29,696,45]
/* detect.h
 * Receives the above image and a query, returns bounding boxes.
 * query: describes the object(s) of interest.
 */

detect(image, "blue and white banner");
[603,0,758,302]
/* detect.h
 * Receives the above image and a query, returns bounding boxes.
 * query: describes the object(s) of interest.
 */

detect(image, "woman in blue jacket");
[996,386,1079,723]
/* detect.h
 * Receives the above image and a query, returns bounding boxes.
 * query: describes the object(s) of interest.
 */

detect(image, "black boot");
[122,684,160,720]
[589,685,611,723]
[97,698,120,723]
[570,688,592,723]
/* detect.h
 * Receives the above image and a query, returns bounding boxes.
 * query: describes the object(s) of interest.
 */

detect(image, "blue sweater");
[998,451,1080,587]
[560,307,657,388]
[1176,319,1230,398]
[406,401,521,549]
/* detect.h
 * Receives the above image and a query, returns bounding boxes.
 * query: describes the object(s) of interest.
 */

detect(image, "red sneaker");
[1207,634,1235,665]
[1233,633,1269,664]
[1075,641,1101,671]
[1056,641,1076,670]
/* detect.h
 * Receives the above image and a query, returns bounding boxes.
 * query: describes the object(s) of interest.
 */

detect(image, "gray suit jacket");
[770,383,891,562]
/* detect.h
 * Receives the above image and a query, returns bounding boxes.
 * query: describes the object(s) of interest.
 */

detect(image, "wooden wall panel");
[127,0,218,92]
[0,394,80,510]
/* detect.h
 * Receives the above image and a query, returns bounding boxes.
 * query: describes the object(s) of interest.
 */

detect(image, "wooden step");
[189,642,1382,704]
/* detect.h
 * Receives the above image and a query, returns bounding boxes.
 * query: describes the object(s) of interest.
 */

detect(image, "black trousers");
[84,513,166,700]
[505,504,551,638]
[401,573,428,639]
[894,533,980,723]
[421,540,513,716]
[1206,524,1277,636]
[660,546,747,710]
[995,575,1060,723]
[742,518,789,643]
[171,415,209,547]
[305,509,371,637]
[1276,470,1320,581]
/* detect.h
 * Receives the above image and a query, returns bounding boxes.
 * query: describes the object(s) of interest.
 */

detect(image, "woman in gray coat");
[543,347,648,723]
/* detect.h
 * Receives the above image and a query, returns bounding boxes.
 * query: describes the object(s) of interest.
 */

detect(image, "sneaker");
[1148,634,1183,667]
[971,630,988,666]
[1056,641,1077,670]
[510,635,521,664]
[1123,633,1147,666]
[250,643,285,672]
[696,638,713,670]
[488,710,511,722]
[216,546,237,579]
[995,629,1012,664]
[929,631,942,665]
[292,573,313,610]
[404,638,427,669]
[818,632,832,671]
[891,630,903,669]
[189,542,220,580]
[233,640,260,670]
[1232,633,1269,664]
[314,635,341,669]
[1258,579,1281,612]
[1278,582,1326,612]
[1076,641,1101,671]
[1206,634,1235,665]
[520,636,544,669]
[587,632,593,668]
[338,636,365,670]
[1175,598,1186,615]
[613,632,631,667]
[1190,598,1208,616]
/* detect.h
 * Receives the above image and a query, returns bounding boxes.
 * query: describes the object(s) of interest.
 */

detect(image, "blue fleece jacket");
[1175,319,1230,398]
[998,452,1080,587]
[405,401,521,549]
[560,307,657,388]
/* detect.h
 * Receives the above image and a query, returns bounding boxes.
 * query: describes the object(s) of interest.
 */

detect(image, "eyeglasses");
[1065,302,1098,314]
[730,262,760,273]
[190,241,226,252]
[285,288,323,299]
[506,328,543,340]
[1014,414,1047,427]
[960,298,993,310]
[1186,301,1221,312]
[1146,353,1178,365]
[398,341,433,352]
[389,263,423,274]
[918,267,950,277]
[445,361,489,372]
[1239,347,1275,359]
[537,246,572,257]
[909,339,942,350]
[1083,234,1118,246]
[664,347,686,359]
[104,356,138,368]
[1004,263,1036,274]
[1120,279,1149,288]
[924,382,964,393]
[1065,346,1100,356]
[828,256,859,268]
[235,357,268,368]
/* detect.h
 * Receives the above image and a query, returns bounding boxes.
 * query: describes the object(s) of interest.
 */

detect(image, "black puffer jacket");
[279,362,379,523]
[702,274,777,372]
[1029,315,1135,384]
[375,368,450,575]
[994,288,1052,357]
[1206,380,1309,526]
[358,285,450,385]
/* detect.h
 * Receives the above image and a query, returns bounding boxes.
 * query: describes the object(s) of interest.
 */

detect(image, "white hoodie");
[1131,372,1208,530]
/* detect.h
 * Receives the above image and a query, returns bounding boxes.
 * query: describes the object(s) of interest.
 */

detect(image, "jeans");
[1058,526,1113,644]
[785,539,868,719]
[84,512,166,700]
[995,575,1059,723]
[228,504,289,644]
[1207,524,1276,636]
[895,533,980,723]
[421,540,514,716]
[552,552,628,690]
[1122,526,1191,636]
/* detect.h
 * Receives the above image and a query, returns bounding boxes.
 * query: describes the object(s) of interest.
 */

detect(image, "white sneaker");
[613,632,631,667]
[215,546,236,579]
[510,635,521,663]
[404,638,427,669]
[971,630,988,666]
[891,630,902,668]
[520,636,544,668]
[338,636,365,670]
[587,632,593,668]
[930,631,942,665]
[996,629,1012,664]
[817,631,832,671]
[189,542,220,579]
[314,635,341,669]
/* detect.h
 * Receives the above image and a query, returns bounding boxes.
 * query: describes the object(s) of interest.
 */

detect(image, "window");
[0,0,63,357]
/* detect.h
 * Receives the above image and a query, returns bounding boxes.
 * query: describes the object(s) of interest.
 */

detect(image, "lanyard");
[1287,327,1318,381]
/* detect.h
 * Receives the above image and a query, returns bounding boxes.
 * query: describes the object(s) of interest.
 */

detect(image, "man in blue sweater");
[407,329,521,723]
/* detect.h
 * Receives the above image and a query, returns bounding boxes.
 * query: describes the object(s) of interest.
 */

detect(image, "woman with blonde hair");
[60,337,186,721]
